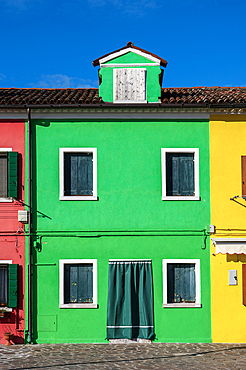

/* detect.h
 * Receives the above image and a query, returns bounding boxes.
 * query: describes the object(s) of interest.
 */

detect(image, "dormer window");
[93,42,167,104]
[113,68,146,103]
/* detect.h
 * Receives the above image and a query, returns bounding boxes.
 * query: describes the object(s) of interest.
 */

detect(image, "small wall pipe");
[27,108,32,344]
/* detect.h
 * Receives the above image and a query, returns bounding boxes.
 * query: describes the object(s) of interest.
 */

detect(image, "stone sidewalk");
[0,343,246,370]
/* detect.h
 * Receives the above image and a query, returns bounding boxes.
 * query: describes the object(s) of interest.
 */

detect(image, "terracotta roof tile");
[0,88,99,106]
[160,87,246,105]
[0,87,246,107]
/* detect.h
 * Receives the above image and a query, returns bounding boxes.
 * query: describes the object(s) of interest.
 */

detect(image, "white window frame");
[0,260,13,311]
[161,148,200,201]
[162,259,201,308]
[0,148,13,202]
[113,68,147,104]
[59,259,97,309]
[59,148,97,201]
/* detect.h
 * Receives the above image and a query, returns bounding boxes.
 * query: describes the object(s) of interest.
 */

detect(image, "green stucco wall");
[105,52,156,64]
[29,118,211,343]
[98,52,162,103]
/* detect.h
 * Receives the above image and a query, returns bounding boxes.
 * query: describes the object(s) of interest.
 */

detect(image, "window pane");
[0,265,8,306]
[64,153,93,196]
[0,154,7,197]
[166,153,194,196]
[64,264,93,304]
[167,263,195,303]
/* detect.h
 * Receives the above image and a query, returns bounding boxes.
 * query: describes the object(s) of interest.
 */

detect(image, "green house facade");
[20,42,211,344]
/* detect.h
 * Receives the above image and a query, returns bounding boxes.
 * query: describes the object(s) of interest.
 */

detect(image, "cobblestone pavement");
[0,343,246,370]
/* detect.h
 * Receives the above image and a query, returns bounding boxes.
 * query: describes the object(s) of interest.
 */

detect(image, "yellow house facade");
[210,114,246,343]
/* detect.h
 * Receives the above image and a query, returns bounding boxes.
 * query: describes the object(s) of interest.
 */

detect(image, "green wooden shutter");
[78,264,93,303]
[8,264,18,308]
[8,152,18,198]
[79,154,93,196]
[179,154,194,196]
[70,265,78,302]
[166,154,180,196]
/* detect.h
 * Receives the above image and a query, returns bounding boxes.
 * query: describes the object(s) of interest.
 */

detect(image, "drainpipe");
[27,108,32,344]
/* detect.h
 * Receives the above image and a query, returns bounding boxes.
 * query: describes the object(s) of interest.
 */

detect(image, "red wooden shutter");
[241,156,246,197]
[242,264,246,306]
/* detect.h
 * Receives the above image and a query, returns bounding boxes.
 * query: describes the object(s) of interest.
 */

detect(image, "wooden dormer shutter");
[114,68,146,102]
[8,152,18,199]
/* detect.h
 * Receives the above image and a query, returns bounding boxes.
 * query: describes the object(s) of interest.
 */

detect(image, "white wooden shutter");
[114,68,146,102]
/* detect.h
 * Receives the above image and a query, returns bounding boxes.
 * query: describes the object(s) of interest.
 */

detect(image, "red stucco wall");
[0,120,25,344]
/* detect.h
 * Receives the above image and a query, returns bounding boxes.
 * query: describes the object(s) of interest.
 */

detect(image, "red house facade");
[0,120,25,344]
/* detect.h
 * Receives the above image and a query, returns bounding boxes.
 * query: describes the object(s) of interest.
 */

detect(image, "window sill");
[113,100,147,104]
[163,303,201,308]
[162,196,201,201]
[0,198,13,203]
[60,196,98,201]
[59,303,98,309]
[0,307,13,312]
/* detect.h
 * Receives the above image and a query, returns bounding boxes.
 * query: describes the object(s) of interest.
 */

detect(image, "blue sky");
[0,0,245,89]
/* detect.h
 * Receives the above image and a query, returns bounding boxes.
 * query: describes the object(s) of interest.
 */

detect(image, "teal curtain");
[107,260,154,340]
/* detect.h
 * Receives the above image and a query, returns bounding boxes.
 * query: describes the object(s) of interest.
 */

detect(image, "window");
[113,68,146,103]
[59,148,97,201]
[161,148,199,200]
[59,259,97,308]
[0,149,18,202]
[162,259,201,307]
[243,264,246,306]
[0,261,18,308]
[242,156,246,198]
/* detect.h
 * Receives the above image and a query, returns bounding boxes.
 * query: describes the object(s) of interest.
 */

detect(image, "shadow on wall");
[227,254,246,262]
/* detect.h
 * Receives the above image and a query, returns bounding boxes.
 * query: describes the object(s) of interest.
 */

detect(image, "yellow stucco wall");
[210,115,246,343]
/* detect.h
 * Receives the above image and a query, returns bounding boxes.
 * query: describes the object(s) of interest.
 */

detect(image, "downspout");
[27,108,32,344]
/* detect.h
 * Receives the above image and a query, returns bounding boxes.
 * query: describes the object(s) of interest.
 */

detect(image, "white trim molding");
[59,259,97,309]
[99,47,161,66]
[161,148,200,201]
[0,260,13,310]
[0,148,12,152]
[162,259,201,308]
[59,147,97,201]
